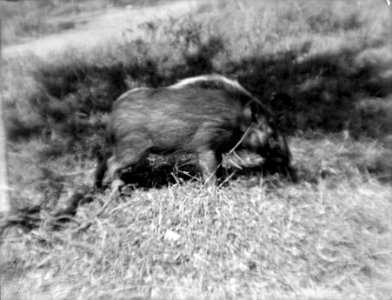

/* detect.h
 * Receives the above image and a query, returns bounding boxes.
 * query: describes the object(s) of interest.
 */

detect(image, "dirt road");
[1,0,201,60]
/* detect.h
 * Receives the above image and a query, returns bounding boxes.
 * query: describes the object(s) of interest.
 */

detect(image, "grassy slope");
[1,0,392,299]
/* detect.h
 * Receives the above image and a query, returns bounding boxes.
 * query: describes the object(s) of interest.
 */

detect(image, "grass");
[1,0,392,299]
[2,137,392,299]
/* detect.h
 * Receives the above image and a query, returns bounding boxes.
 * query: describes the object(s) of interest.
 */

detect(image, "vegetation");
[1,0,391,299]
[0,0,172,45]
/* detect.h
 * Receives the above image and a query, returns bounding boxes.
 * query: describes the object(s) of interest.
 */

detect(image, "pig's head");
[241,101,292,170]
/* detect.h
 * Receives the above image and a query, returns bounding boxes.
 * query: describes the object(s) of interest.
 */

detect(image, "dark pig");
[94,75,291,190]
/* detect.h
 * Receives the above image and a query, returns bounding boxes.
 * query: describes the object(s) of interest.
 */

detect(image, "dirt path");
[1,0,201,60]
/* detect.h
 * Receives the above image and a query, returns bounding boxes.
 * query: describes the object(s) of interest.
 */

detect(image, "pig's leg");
[107,140,151,193]
[197,149,222,187]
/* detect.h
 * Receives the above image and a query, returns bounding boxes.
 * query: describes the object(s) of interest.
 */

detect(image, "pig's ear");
[246,101,263,123]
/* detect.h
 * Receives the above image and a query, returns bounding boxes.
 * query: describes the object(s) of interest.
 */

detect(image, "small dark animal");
[95,75,291,190]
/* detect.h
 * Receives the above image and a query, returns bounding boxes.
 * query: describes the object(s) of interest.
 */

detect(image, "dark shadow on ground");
[117,154,297,191]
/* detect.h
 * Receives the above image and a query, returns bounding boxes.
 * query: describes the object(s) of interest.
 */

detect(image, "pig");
[94,75,291,190]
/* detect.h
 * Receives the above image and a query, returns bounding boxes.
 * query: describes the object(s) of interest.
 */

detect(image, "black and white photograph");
[0,0,391,299]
